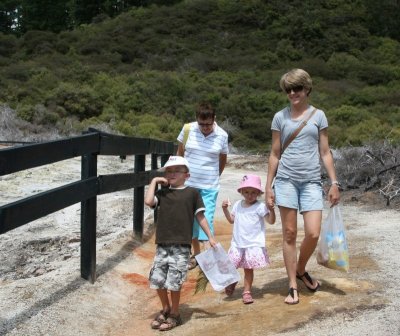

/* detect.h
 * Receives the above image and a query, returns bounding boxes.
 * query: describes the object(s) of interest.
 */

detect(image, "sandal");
[150,310,169,329]
[159,314,182,331]
[285,287,299,305]
[242,291,254,304]
[296,271,320,292]
[188,255,198,270]
[224,281,237,297]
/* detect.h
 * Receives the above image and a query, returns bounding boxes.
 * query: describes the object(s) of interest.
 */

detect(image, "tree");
[19,0,71,33]
[0,0,20,34]
[364,0,400,41]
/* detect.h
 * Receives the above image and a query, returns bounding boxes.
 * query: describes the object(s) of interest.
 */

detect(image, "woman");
[265,69,340,304]
[176,102,229,269]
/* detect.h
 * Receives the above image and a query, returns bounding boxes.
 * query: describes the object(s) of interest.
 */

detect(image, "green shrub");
[50,83,103,120]
[328,105,366,127]
[0,33,17,57]
[20,30,58,55]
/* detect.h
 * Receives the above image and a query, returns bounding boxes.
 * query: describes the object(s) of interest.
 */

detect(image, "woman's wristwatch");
[331,180,341,187]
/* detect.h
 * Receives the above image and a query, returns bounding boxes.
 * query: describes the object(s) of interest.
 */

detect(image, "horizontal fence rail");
[0,128,174,283]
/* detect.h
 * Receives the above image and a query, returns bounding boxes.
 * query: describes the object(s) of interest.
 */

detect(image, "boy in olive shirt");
[145,156,217,331]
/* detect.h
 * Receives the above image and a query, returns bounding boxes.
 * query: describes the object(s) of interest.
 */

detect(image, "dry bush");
[0,105,117,144]
[333,142,400,206]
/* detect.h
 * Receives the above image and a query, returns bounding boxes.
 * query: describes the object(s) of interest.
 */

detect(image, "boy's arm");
[144,177,168,207]
[196,211,217,247]
[221,199,234,224]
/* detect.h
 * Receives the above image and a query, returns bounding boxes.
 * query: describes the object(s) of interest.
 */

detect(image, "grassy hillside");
[0,0,399,151]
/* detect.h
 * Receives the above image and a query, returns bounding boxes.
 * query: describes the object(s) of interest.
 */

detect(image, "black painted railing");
[0,128,174,283]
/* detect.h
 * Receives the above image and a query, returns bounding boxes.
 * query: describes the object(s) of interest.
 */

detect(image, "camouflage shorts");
[149,244,191,291]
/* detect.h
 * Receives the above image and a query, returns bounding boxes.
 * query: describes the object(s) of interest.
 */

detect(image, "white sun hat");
[159,156,190,172]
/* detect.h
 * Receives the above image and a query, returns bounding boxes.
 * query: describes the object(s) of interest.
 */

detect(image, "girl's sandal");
[225,281,237,297]
[159,314,182,331]
[285,287,299,305]
[150,310,169,329]
[242,291,254,304]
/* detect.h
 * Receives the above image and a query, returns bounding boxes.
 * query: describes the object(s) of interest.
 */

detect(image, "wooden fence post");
[81,153,98,283]
[133,154,146,238]
[161,154,169,167]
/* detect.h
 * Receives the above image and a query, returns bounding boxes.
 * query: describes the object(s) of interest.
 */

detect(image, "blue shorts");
[192,188,218,240]
[274,178,323,213]
[149,244,191,291]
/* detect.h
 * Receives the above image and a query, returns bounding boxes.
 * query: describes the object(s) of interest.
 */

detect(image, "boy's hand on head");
[155,177,169,186]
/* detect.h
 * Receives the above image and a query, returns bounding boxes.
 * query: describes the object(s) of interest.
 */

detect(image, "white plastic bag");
[317,205,349,272]
[195,243,240,291]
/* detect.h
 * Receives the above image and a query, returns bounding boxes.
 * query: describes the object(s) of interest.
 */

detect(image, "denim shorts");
[149,244,191,291]
[274,177,323,213]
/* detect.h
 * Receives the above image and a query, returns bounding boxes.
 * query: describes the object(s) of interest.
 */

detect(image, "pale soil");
[0,155,399,335]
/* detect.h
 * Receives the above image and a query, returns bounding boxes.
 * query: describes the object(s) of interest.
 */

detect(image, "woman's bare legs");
[279,206,299,304]
[296,210,322,289]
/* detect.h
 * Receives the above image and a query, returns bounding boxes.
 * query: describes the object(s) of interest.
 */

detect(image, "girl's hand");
[265,188,275,210]
[221,199,231,209]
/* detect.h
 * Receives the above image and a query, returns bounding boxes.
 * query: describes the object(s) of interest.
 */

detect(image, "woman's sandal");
[188,255,198,270]
[285,287,299,305]
[242,291,254,304]
[225,282,237,297]
[296,271,320,292]
[150,310,170,329]
[158,314,182,331]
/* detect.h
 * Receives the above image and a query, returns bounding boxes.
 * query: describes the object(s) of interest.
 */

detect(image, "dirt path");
[0,155,399,335]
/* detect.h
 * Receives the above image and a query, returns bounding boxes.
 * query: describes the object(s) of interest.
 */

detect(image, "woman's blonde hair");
[279,68,313,95]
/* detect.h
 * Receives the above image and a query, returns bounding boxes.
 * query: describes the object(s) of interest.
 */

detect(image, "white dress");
[228,200,270,269]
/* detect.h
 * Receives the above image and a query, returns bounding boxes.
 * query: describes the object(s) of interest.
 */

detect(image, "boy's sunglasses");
[285,85,304,94]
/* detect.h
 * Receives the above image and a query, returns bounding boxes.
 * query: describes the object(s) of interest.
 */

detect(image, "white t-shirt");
[177,122,229,189]
[230,200,269,248]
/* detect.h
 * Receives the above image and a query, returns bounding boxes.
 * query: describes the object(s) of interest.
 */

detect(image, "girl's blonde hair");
[279,68,313,95]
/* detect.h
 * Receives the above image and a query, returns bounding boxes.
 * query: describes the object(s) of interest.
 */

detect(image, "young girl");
[222,174,275,304]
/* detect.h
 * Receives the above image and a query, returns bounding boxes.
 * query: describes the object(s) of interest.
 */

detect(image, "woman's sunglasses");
[285,85,304,94]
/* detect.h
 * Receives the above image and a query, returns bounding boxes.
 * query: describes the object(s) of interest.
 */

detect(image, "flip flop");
[296,271,320,292]
[285,287,299,305]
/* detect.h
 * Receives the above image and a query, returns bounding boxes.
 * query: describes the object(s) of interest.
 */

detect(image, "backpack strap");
[281,108,317,155]
[183,123,191,148]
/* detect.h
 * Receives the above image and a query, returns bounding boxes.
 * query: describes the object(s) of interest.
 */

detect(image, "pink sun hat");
[237,174,264,193]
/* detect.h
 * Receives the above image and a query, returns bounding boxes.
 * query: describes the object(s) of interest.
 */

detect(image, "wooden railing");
[0,128,175,283]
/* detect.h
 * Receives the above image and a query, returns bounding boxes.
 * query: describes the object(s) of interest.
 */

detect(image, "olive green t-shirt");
[154,186,205,245]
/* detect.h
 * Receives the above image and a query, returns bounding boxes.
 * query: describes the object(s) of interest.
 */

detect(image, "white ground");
[0,154,399,335]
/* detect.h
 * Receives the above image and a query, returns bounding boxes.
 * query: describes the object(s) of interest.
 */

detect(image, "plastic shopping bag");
[195,243,240,292]
[317,205,349,272]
